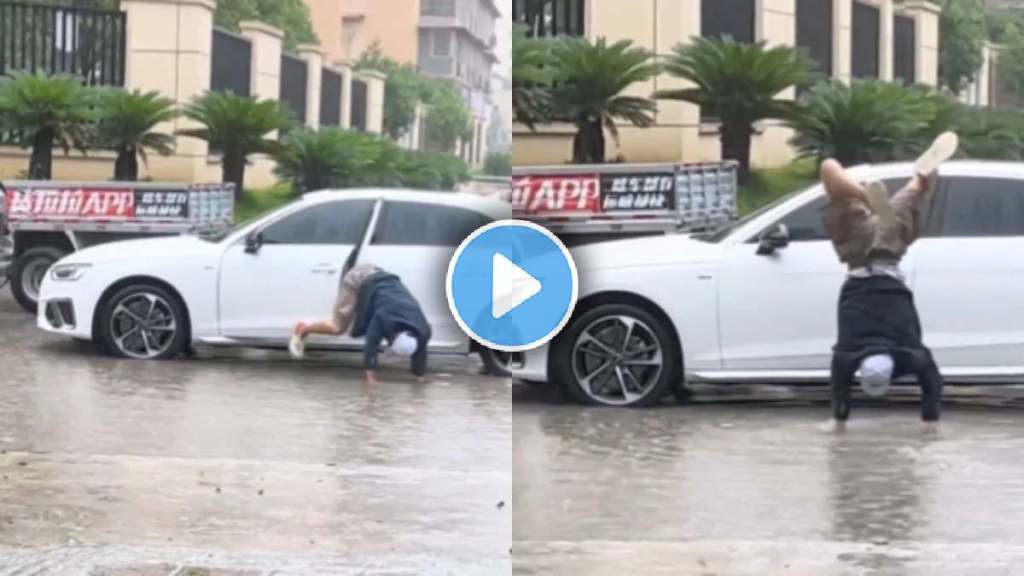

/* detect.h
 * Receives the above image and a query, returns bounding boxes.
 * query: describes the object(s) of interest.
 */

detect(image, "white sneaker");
[915,131,959,177]
[289,334,306,359]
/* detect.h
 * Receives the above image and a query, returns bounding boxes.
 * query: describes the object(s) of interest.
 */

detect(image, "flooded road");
[0,292,511,575]
[513,384,1024,575]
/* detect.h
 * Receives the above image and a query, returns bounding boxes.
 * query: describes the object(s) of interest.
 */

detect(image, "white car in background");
[506,161,1024,407]
[37,190,510,360]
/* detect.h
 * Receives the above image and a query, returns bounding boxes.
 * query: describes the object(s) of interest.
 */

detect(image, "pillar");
[900,0,941,87]
[335,61,355,130]
[879,0,895,81]
[834,0,853,82]
[298,44,325,128]
[121,0,214,181]
[239,21,283,101]
[757,0,796,48]
[356,69,387,136]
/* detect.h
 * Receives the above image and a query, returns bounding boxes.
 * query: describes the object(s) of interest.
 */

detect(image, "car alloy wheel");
[571,314,664,406]
[109,292,179,359]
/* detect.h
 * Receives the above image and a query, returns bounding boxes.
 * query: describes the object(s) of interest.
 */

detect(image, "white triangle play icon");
[492,253,542,319]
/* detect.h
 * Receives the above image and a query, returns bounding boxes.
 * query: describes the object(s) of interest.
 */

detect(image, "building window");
[433,29,453,57]
[852,1,880,78]
[422,0,456,17]
[797,0,833,76]
[702,0,755,43]
[894,14,916,84]
[512,0,585,37]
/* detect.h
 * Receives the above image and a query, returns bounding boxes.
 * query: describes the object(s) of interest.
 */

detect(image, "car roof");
[845,160,1024,181]
[300,188,510,218]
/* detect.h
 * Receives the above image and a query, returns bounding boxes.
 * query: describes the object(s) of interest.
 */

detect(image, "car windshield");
[695,188,808,243]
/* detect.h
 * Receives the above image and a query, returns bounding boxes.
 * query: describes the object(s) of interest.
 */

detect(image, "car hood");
[62,235,218,264]
[570,233,723,272]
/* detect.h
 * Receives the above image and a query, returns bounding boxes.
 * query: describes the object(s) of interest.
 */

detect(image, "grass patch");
[235,183,295,223]
[740,158,818,216]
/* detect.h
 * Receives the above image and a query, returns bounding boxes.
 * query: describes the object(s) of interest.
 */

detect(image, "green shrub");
[483,151,512,176]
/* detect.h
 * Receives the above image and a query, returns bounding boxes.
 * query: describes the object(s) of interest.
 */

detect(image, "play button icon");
[492,253,542,319]
[447,220,578,351]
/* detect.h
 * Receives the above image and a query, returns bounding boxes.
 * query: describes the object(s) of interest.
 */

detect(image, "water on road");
[0,293,511,575]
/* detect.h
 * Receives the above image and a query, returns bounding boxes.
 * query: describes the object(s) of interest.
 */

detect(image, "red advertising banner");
[510,175,601,215]
[4,188,136,220]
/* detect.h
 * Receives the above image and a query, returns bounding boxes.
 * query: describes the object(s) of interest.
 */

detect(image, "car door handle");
[311,267,338,275]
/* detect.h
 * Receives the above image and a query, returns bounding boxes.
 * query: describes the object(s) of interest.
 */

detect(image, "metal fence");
[0,1,126,85]
[279,53,307,125]
[512,0,585,38]
[351,78,368,132]
[210,28,251,96]
[702,0,755,43]
[852,1,880,79]
[321,67,342,126]
[797,0,833,76]
[894,14,916,84]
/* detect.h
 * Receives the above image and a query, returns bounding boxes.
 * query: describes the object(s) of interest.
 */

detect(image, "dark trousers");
[831,353,943,422]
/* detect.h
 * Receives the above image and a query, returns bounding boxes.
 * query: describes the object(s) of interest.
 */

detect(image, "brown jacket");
[822,181,927,269]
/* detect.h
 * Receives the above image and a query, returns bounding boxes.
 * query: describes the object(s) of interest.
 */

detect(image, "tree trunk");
[571,119,606,164]
[222,150,246,201]
[721,123,753,186]
[28,129,54,180]
[114,146,139,181]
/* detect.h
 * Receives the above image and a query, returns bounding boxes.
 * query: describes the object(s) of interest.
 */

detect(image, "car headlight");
[50,263,91,282]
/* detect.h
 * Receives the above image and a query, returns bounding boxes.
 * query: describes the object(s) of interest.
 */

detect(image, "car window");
[935,177,1024,238]
[750,178,909,243]
[372,201,491,247]
[261,199,374,245]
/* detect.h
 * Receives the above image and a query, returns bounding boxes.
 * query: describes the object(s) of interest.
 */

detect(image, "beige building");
[304,0,501,166]
[513,0,941,168]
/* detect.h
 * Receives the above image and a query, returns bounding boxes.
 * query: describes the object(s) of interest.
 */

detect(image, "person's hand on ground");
[365,370,379,385]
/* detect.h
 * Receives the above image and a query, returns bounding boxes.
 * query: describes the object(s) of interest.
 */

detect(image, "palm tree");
[0,73,93,180]
[511,24,550,128]
[548,37,657,164]
[179,92,292,199]
[96,89,178,181]
[657,37,815,184]
[787,80,936,166]
[273,128,380,194]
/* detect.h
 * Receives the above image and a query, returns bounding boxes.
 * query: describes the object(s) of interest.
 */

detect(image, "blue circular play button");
[446,220,579,352]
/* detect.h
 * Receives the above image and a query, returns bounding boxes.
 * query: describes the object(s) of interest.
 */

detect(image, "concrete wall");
[514,0,943,168]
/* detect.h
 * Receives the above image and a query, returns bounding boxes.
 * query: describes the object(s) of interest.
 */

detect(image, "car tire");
[551,303,680,408]
[98,283,189,360]
[11,247,68,314]
[479,347,514,377]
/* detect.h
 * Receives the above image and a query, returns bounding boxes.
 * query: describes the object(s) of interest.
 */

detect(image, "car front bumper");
[37,276,102,340]
[506,344,552,383]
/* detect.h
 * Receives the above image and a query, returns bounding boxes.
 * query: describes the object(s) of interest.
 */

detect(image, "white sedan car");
[38,190,509,360]
[506,161,1024,407]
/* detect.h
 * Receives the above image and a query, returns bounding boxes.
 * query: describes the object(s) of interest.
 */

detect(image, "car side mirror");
[244,231,263,254]
[756,224,790,256]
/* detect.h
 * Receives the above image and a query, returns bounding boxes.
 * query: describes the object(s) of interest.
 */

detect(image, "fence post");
[879,0,895,81]
[239,21,283,103]
[356,69,387,136]
[298,44,325,129]
[335,61,355,130]
[121,0,214,181]
[899,1,940,87]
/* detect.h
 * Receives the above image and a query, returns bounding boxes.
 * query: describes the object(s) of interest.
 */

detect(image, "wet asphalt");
[6,288,1024,575]
[0,291,511,575]
[513,383,1024,575]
